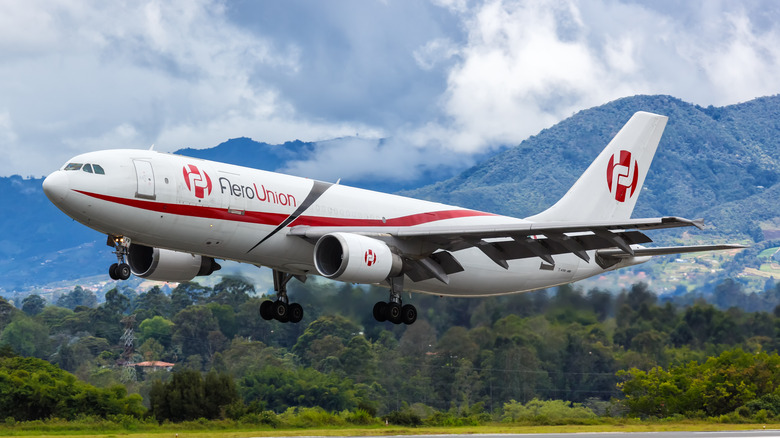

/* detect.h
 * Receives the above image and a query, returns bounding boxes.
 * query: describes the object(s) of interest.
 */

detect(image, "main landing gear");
[259,270,305,323]
[373,276,417,325]
[108,235,132,281]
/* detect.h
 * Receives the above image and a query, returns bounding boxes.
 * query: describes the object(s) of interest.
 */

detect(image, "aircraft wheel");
[387,302,402,324]
[401,304,417,325]
[116,263,131,280]
[259,300,274,320]
[272,300,289,322]
[109,263,119,280]
[373,301,388,322]
[288,303,304,323]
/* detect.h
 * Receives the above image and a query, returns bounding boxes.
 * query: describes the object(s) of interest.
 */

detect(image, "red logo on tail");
[183,165,212,199]
[365,249,377,267]
[606,150,639,202]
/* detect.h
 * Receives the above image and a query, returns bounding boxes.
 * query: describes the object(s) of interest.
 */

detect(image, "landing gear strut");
[373,276,417,325]
[259,270,305,323]
[108,235,132,281]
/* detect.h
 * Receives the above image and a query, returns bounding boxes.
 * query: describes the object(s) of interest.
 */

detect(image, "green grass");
[758,246,780,259]
[3,421,780,438]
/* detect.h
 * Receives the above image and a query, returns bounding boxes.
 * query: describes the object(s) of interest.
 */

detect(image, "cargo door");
[133,160,156,200]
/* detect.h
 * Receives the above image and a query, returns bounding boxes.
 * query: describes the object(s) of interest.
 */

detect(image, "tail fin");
[525,111,667,222]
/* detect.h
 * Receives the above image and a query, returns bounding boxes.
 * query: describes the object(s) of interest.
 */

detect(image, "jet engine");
[127,243,221,282]
[314,232,402,283]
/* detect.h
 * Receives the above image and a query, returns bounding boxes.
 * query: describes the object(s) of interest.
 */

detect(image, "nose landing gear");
[259,270,305,323]
[108,235,132,281]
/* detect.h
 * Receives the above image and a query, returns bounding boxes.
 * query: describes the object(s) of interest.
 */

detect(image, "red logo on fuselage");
[365,249,377,267]
[606,150,639,202]
[183,165,212,199]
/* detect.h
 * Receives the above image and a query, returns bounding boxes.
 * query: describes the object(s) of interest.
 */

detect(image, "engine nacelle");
[127,243,221,282]
[314,232,402,283]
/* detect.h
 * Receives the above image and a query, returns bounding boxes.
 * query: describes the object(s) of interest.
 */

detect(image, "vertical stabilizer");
[525,111,667,222]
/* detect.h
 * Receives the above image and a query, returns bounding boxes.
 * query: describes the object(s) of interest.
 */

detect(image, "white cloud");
[280,136,471,184]
[414,38,460,70]
[0,0,367,176]
[694,11,780,104]
[409,0,780,158]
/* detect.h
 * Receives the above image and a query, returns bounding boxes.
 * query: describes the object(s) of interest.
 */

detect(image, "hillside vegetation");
[4,277,780,426]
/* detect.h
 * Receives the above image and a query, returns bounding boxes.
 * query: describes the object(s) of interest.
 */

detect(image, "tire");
[288,303,304,323]
[259,300,274,320]
[272,300,289,322]
[401,304,417,325]
[388,302,402,324]
[116,263,131,280]
[373,301,388,322]
[109,263,119,280]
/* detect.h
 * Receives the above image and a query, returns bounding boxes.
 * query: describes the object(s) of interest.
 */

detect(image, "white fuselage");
[43,149,639,296]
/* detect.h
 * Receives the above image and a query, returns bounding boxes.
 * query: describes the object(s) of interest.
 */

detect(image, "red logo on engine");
[183,164,212,199]
[365,249,377,267]
[606,150,639,202]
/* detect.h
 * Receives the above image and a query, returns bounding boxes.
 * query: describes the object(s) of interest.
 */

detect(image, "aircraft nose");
[42,170,69,204]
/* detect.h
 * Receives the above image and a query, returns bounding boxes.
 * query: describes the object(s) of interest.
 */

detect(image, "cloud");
[0,0,378,176]
[411,0,780,157]
[280,136,473,185]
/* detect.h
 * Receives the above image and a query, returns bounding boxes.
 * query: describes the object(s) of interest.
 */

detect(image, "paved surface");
[275,432,780,438]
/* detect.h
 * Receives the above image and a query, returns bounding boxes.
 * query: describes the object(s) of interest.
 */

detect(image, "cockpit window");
[93,164,105,175]
[83,164,93,173]
[64,163,83,171]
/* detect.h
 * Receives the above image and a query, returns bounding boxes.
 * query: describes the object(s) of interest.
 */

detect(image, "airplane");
[42,111,744,325]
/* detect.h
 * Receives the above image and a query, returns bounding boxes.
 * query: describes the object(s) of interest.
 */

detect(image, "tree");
[134,286,172,320]
[56,286,98,310]
[209,277,253,310]
[619,348,780,417]
[206,303,238,339]
[240,366,359,412]
[0,298,20,331]
[292,315,360,363]
[172,306,219,359]
[138,316,175,348]
[150,369,237,421]
[104,288,130,315]
[21,294,46,316]
[0,316,50,358]
[0,355,145,421]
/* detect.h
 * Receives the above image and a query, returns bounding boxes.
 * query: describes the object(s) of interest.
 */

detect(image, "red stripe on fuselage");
[74,190,495,228]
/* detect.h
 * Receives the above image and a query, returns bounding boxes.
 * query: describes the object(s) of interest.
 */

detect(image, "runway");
[382,433,780,438]
[278,432,780,438]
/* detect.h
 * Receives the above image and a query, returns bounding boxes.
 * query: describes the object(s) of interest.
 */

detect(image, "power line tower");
[119,314,137,383]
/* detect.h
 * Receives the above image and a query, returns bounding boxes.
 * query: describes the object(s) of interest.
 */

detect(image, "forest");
[3,276,780,427]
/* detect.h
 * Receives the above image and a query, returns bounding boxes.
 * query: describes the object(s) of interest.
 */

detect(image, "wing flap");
[596,244,748,259]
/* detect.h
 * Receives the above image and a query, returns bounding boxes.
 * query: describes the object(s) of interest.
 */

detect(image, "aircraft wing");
[288,216,742,283]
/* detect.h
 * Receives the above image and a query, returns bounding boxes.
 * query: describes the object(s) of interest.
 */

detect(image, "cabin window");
[83,164,93,173]
[92,164,105,174]
[64,163,83,171]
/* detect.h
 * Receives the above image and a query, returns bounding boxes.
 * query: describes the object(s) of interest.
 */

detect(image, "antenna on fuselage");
[148,144,155,151]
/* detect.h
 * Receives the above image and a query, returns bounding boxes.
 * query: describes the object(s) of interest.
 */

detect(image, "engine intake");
[127,243,220,282]
[314,232,402,283]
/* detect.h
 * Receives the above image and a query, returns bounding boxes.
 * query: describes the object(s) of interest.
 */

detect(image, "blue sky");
[2,0,779,181]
